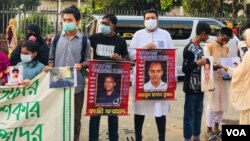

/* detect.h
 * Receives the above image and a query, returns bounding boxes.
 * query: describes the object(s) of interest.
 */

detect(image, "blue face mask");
[21,54,32,63]
[100,24,111,35]
[63,23,76,32]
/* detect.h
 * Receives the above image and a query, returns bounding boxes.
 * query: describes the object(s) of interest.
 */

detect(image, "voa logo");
[226,129,246,136]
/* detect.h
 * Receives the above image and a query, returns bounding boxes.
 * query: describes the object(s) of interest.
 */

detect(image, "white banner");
[0,72,74,141]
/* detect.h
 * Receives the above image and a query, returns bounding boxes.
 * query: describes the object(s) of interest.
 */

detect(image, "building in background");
[39,0,83,12]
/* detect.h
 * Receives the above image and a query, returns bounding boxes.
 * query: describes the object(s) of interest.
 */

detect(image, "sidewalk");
[80,81,239,141]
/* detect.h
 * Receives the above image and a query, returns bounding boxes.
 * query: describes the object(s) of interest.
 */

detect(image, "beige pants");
[240,109,250,124]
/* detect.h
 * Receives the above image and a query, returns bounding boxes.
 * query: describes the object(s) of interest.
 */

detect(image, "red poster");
[135,49,176,100]
[85,60,130,116]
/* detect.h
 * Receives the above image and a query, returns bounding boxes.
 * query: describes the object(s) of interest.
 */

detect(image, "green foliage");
[182,0,220,15]
[160,0,182,11]
[182,0,244,17]
[0,0,40,6]
[17,13,55,40]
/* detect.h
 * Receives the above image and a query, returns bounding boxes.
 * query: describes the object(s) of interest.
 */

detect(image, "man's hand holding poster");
[85,60,130,116]
[136,49,176,100]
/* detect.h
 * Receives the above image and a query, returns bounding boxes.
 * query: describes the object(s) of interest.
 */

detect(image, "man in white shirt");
[129,9,174,141]
[144,61,167,92]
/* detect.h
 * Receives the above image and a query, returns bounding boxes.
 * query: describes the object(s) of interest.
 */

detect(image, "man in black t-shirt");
[88,14,129,141]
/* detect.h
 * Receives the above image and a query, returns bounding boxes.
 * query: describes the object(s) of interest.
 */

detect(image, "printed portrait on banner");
[136,49,176,100]
[86,60,130,116]
[96,73,121,105]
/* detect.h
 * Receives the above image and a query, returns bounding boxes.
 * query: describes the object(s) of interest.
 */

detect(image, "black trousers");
[134,114,166,141]
[89,115,119,141]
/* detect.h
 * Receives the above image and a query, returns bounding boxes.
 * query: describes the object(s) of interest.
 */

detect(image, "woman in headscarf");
[5,18,17,55]
[10,23,49,65]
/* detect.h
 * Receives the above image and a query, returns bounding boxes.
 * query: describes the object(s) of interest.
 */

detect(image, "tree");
[182,0,244,18]
[224,0,244,18]
[160,0,182,11]
[182,0,220,15]
[0,0,40,7]
[17,13,55,40]
[0,0,40,39]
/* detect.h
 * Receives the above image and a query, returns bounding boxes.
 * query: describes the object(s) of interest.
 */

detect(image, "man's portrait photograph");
[8,66,23,85]
[96,73,121,105]
[49,67,76,88]
[201,56,214,92]
[143,60,168,92]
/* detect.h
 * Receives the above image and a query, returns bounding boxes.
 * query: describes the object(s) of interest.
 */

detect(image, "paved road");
[80,81,239,141]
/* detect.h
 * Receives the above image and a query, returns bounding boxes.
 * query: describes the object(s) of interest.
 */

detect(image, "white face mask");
[144,19,157,31]
[21,54,32,63]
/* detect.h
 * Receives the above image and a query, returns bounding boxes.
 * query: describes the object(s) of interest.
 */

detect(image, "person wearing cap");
[88,13,128,141]
[45,5,91,141]
[203,27,233,139]
[10,23,49,66]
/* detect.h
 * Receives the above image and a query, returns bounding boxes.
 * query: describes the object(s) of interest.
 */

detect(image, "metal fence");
[0,5,60,39]
[0,5,247,40]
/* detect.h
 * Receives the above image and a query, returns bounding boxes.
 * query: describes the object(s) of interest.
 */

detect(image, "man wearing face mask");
[88,14,129,141]
[128,9,174,141]
[10,23,49,66]
[45,5,91,141]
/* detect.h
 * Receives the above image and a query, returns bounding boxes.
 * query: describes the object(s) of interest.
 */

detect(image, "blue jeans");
[183,93,204,139]
[89,115,118,141]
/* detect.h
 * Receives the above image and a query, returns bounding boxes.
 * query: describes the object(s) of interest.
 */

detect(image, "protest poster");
[220,57,240,68]
[0,72,74,141]
[85,60,130,116]
[201,56,214,92]
[49,67,77,88]
[135,49,176,100]
[8,66,23,86]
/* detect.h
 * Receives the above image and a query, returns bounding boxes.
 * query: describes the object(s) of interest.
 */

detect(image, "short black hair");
[206,58,210,65]
[22,41,40,61]
[104,75,115,82]
[12,68,19,73]
[102,14,117,25]
[62,5,81,21]
[149,61,163,69]
[143,8,158,19]
[233,62,238,65]
[220,27,233,38]
[196,22,212,35]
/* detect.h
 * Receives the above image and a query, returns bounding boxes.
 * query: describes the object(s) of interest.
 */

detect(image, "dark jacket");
[182,41,203,94]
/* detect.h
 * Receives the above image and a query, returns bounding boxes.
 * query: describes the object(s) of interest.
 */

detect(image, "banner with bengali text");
[86,60,130,116]
[0,72,74,141]
[136,49,176,100]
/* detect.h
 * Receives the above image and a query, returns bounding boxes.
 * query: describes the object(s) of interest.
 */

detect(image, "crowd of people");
[1,4,250,141]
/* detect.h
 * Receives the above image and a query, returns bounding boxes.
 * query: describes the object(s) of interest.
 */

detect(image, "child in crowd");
[16,37,44,85]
